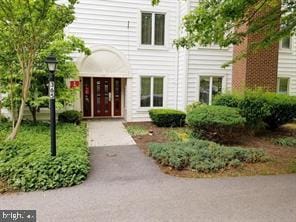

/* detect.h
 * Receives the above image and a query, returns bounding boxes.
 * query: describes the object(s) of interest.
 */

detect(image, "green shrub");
[263,93,296,129]
[272,137,296,147]
[214,90,296,130]
[149,109,186,127]
[186,101,202,113]
[213,93,242,108]
[0,123,89,192]
[0,114,9,123]
[186,105,245,141]
[238,90,271,130]
[58,110,82,125]
[149,140,267,172]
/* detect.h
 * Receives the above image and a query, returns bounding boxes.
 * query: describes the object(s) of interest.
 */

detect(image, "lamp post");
[45,55,58,157]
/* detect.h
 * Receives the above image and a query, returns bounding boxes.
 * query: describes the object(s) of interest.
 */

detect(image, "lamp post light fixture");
[45,55,58,157]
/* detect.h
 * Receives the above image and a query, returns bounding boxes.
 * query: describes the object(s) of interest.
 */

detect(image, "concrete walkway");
[87,120,135,147]
[1,145,296,222]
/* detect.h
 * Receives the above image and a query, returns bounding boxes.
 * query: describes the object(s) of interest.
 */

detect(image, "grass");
[272,137,296,147]
[126,125,149,136]
[0,122,89,192]
[166,128,194,142]
[149,139,268,172]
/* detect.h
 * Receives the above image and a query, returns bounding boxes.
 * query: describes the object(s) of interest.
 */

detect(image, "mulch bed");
[125,122,296,178]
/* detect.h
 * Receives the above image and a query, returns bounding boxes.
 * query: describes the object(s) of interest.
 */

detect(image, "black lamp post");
[45,55,58,157]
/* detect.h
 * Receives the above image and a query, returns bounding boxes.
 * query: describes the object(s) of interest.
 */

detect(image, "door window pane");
[153,77,164,107]
[155,14,165,45]
[282,37,291,49]
[212,77,223,100]
[141,13,152,45]
[199,77,210,104]
[141,77,151,107]
[278,78,289,94]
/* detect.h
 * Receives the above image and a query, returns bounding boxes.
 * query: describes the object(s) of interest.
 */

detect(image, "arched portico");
[76,46,131,119]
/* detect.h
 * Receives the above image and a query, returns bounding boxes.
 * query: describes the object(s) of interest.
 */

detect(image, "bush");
[58,110,82,125]
[186,101,202,113]
[149,140,267,172]
[0,114,8,123]
[273,137,296,147]
[186,105,245,141]
[214,90,296,130]
[0,123,89,192]
[213,93,242,108]
[264,93,296,129]
[149,109,186,127]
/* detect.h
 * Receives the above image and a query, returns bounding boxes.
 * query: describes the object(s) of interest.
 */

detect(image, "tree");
[27,35,90,123]
[153,0,295,57]
[0,0,78,140]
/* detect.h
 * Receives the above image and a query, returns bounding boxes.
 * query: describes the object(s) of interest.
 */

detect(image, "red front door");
[93,78,112,116]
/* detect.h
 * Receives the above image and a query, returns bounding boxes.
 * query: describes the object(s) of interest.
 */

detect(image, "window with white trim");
[277,77,289,95]
[140,76,164,107]
[141,12,165,46]
[199,76,223,105]
[281,36,291,49]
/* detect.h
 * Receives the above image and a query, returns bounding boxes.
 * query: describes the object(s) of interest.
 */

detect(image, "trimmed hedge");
[58,110,82,125]
[149,109,186,127]
[213,90,296,130]
[186,105,245,141]
[0,123,89,192]
[149,140,267,172]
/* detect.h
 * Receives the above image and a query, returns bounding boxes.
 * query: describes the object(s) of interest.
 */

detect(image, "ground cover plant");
[0,122,89,192]
[126,124,149,136]
[126,122,296,178]
[149,140,267,172]
[272,137,296,148]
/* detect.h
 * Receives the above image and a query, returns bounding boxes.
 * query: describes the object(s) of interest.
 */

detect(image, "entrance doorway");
[82,77,124,118]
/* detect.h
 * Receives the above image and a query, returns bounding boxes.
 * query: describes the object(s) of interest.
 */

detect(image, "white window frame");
[280,36,292,51]
[197,75,227,105]
[138,10,168,49]
[277,77,290,95]
[139,76,166,109]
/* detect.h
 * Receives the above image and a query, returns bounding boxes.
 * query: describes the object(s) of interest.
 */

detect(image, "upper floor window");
[199,76,223,105]
[141,12,165,46]
[281,36,291,49]
[141,76,164,107]
[277,77,289,95]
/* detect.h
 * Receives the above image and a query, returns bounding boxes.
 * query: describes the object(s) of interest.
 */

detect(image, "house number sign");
[49,81,55,99]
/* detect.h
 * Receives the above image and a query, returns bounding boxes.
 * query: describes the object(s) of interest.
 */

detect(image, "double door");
[82,78,121,117]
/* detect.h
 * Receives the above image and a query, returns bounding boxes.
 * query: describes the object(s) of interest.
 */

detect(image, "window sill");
[138,107,164,112]
[138,45,170,51]
[279,48,293,53]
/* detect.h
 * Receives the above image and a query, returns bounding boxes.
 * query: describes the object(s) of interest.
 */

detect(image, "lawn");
[0,122,89,193]
[125,122,296,178]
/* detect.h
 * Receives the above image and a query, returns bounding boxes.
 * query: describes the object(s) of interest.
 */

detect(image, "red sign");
[70,80,80,89]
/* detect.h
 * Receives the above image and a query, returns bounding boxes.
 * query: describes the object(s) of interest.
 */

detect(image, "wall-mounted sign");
[70,80,80,89]
[49,81,55,99]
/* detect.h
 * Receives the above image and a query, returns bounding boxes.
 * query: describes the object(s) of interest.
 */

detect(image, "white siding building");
[1,0,296,121]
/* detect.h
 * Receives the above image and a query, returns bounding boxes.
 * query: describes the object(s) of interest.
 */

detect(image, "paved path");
[87,120,135,147]
[1,145,296,222]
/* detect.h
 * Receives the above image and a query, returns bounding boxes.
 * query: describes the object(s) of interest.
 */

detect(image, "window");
[141,77,164,107]
[281,36,291,49]
[277,78,289,95]
[199,76,223,105]
[141,12,165,46]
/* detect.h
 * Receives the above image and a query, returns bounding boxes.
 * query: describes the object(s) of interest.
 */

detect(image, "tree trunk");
[6,57,33,140]
[29,105,37,124]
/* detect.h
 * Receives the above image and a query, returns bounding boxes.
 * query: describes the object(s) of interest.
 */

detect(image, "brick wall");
[232,3,280,92]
